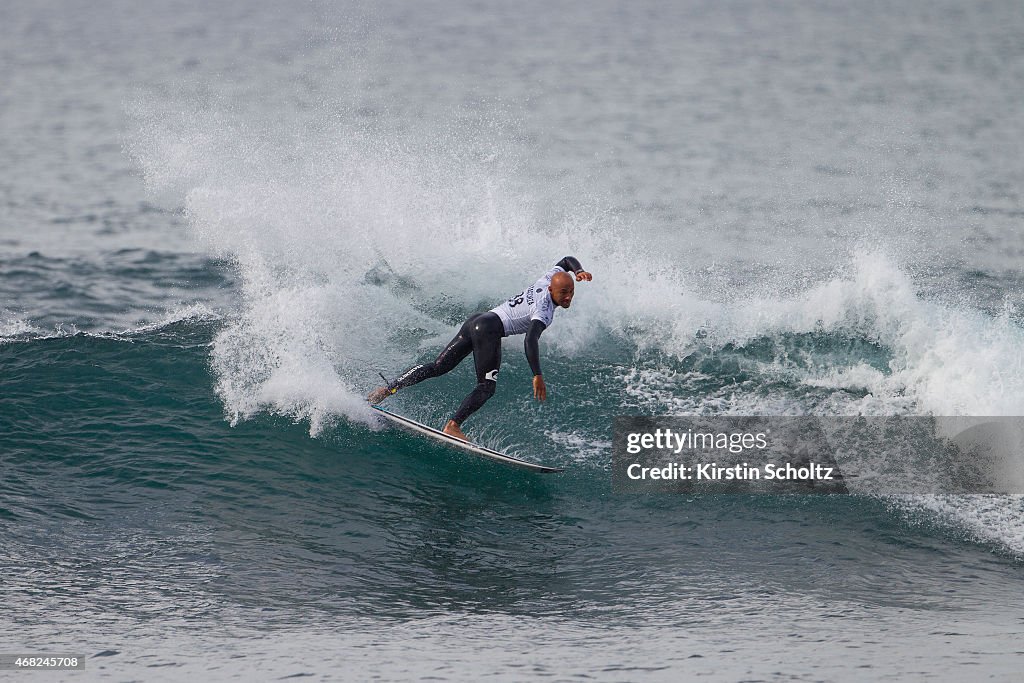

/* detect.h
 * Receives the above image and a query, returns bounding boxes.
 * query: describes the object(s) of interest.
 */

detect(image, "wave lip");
[0,314,44,342]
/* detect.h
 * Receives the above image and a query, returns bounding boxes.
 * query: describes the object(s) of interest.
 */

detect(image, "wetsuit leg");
[387,315,479,392]
[451,312,504,425]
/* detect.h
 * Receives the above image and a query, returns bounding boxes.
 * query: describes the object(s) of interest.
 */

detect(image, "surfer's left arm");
[555,256,593,282]
[525,319,547,401]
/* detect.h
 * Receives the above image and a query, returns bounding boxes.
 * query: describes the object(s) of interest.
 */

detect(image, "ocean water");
[3,1,1024,680]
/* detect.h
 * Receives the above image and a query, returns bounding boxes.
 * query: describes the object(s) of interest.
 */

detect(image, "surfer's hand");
[533,375,547,401]
[575,270,592,282]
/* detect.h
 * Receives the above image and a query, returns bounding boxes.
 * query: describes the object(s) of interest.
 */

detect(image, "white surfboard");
[370,405,564,473]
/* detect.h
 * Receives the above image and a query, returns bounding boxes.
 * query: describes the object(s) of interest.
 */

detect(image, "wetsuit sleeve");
[525,319,546,376]
[555,256,583,275]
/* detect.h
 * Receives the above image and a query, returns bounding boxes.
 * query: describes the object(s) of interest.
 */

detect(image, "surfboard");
[370,405,564,473]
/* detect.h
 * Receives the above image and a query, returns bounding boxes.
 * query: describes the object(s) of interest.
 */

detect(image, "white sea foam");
[617,250,1024,419]
[889,494,1024,558]
[0,313,43,341]
[0,305,221,344]
[545,429,612,465]
[127,303,222,334]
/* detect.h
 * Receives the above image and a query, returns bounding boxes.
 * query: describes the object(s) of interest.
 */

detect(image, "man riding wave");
[368,256,593,441]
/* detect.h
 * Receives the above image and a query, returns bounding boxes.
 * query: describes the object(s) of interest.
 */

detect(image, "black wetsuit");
[385,256,583,425]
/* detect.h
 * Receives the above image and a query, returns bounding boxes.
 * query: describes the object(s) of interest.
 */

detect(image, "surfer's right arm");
[526,319,547,401]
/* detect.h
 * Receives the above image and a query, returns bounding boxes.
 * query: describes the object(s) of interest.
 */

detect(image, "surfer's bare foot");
[443,420,468,441]
[367,386,390,405]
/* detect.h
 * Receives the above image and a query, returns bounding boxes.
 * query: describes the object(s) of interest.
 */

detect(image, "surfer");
[368,256,593,441]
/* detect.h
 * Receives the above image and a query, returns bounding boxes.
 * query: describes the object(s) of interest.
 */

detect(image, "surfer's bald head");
[549,271,575,308]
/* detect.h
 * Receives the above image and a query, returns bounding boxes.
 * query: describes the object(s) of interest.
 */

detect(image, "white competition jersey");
[489,266,564,336]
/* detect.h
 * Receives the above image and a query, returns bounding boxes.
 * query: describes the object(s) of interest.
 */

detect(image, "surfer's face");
[550,276,575,308]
